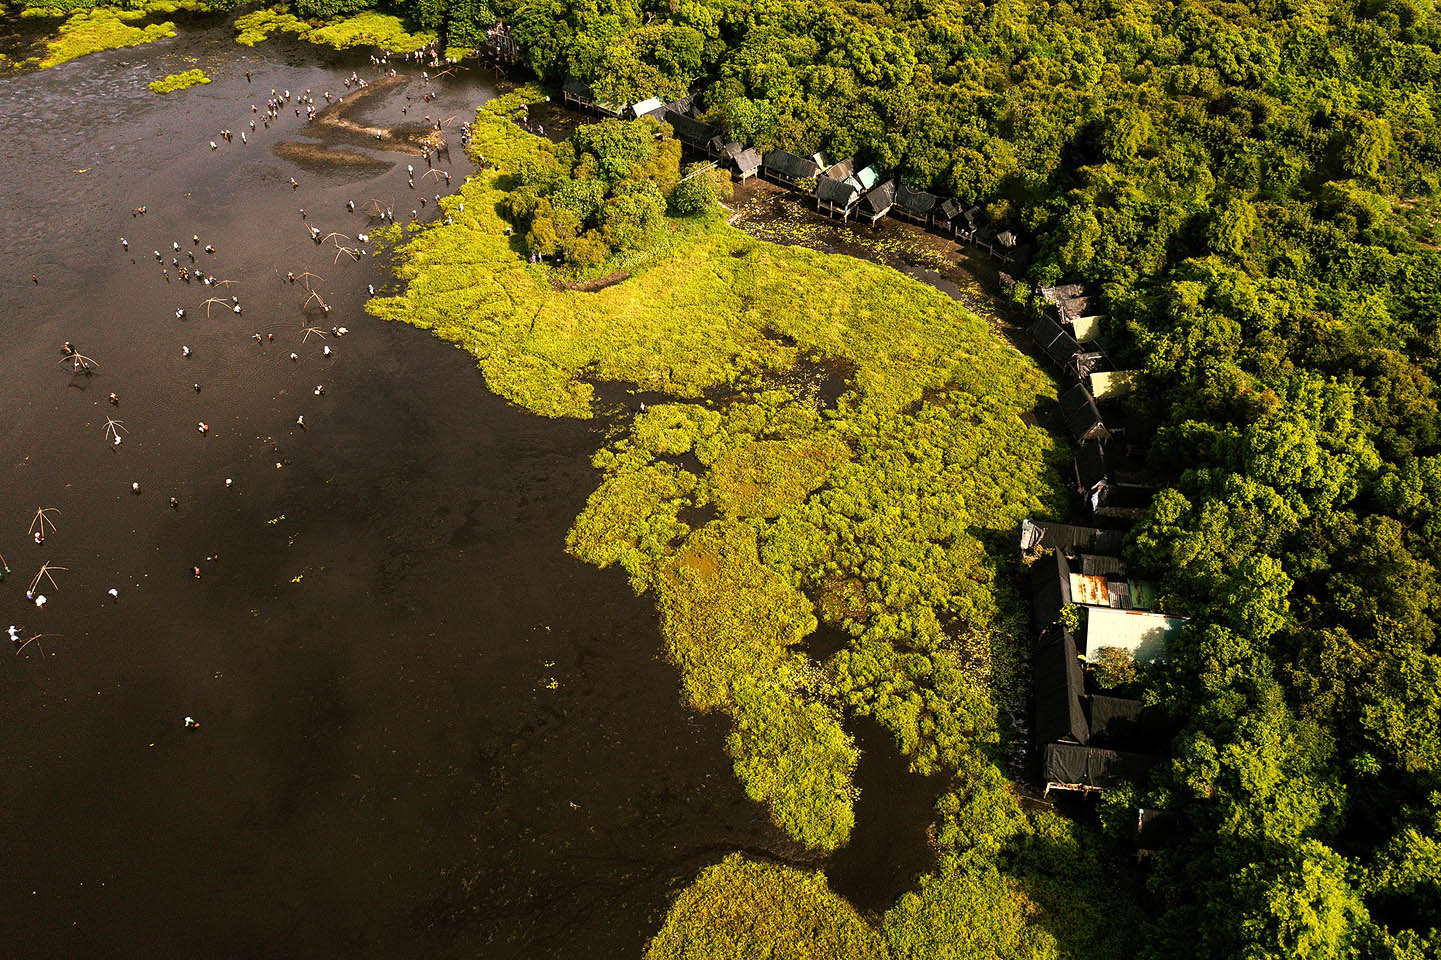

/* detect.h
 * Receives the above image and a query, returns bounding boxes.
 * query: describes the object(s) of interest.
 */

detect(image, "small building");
[1043,743,1157,794]
[957,205,984,242]
[1040,283,1091,323]
[816,176,860,219]
[1091,369,1140,400]
[629,97,665,121]
[1018,518,1126,558]
[722,144,761,181]
[892,183,940,225]
[665,110,719,153]
[1034,625,1088,746]
[1059,383,1111,444]
[823,156,856,181]
[762,150,821,188]
[1071,314,1103,341]
[859,179,896,225]
[1032,315,1082,375]
[1084,607,1186,664]
[663,92,698,116]
[562,78,597,111]
[935,197,964,233]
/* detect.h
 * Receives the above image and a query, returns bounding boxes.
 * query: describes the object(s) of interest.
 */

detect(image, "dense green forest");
[239,0,1441,954]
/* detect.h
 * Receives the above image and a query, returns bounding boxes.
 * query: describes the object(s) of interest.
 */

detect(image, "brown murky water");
[0,22,804,959]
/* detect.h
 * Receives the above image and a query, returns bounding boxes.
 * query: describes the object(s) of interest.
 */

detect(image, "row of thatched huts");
[557,79,1027,260]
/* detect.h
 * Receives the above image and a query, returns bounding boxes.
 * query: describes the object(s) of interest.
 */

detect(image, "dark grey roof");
[894,183,940,216]
[963,205,983,228]
[664,92,697,115]
[860,179,896,214]
[1043,743,1157,788]
[1079,553,1125,577]
[1086,695,1161,751]
[762,150,820,180]
[719,142,743,160]
[1094,483,1153,520]
[1032,314,1080,373]
[1060,383,1109,443]
[1075,442,1108,493]
[1030,548,1072,630]
[664,110,716,147]
[937,198,963,221]
[732,147,761,174]
[1041,283,1091,321]
[825,157,856,180]
[1019,518,1126,557]
[563,77,593,99]
[816,177,857,205]
[1035,626,1088,746]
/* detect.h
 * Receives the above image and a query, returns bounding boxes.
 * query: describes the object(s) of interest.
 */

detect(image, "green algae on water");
[235,7,434,52]
[37,8,175,69]
[148,66,207,92]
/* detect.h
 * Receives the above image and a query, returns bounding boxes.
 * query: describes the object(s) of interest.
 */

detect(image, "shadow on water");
[826,716,945,916]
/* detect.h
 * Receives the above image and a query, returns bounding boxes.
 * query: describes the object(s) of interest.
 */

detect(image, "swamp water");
[0,22,947,958]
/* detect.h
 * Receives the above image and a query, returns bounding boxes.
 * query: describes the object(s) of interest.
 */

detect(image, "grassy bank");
[372,89,1140,955]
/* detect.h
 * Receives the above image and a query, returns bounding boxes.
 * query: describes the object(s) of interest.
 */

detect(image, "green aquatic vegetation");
[38,8,175,68]
[147,66,207,92]
[655,519,815,713]
[644,854,887,960]
[233,7,309,45]
[305,12,434,51]
[727,674,857,851]
[235,7,431,51]
[708,437,848,519]
[373,87,1060,855]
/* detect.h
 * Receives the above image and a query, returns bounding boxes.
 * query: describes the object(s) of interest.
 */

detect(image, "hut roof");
[848,165,879,191]
[1084,607,1186,663]
[663,92,697,115]
[860,179,897,214]
[824,157,856,180]
[1030,548,1073,630]
[1041,283,1091,321]
[1087,695,1169,752]
[1034,626,1089,746]
[1075,442,1108,493]
[816,177,858,205]
[937,198,964,222]
[1032,314,1081,372]
[1019,518,1126,557]
[665,110,717,147]
[763,150,820,180]
[1091,369,1141,400]
[1059,383,1109,443]
[894,183,940,216]
[631,97,665,118]
[1043,743,1157,789]
[1079,553,1125,577]
[732,147,762,174]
